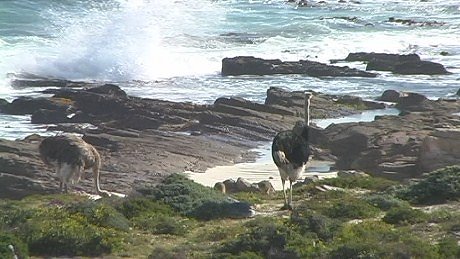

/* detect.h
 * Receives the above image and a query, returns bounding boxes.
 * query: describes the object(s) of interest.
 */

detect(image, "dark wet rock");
[8,73,97,89]
[392,60,449,75]
[378,90,404,102]
[0,98,9,113]
[395,92,429,110]
[336,95,385,109]
[85,83,128,98]
[345,52,421,63]
[343,52,449,75]
[221,56,377,77]
[31,109,69,124]
[3,97,72,115]
[11,78,78,88]
[387,17,446,27]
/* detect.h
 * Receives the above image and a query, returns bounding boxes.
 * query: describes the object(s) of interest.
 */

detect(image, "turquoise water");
[0,0,459,137]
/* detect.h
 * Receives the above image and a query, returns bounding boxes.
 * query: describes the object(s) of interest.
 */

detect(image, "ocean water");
[0,0,459,139]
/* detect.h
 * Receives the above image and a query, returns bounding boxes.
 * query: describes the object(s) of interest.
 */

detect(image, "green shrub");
[67,201,130,231]
[437,236,460,258]
[0,202,34,228]
[330,221,439,258]
[325,199,380,220]
[397,166,460,205]
[20,207,123,257]
[213,251,264,259]
[364,193,410,211]
[193,224,244,242]
[116,197,174,219]
[428,209,457,223]
[133,213,191,235]
[135,174,232,219]
[290,211,341,241]
[320,175,397,191]
[383,206,428,225]
[216,217,298,258]
[148,247,187,259]
[0,232,28,259]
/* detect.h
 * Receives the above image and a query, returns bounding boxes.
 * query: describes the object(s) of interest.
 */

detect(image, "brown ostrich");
[39,134,108,196]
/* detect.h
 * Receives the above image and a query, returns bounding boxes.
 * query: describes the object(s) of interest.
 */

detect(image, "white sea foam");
[0,0,459,138]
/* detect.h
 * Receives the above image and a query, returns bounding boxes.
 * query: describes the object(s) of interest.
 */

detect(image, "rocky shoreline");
[0,52,458,199]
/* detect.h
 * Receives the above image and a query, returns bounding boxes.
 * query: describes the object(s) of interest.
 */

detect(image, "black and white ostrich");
[39,134,108,196]
[272,92,313,210]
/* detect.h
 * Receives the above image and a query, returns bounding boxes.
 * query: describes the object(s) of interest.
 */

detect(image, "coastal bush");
[324,198,380,220]
[290,211,341,241]
[148,247,187,259]
[213,251,264,259]
[437,237,460,258]
[364,193,410,211]
[328,221,438,258]
[116,196,174,219]
[216,217,299,258]
[19,207,123,257]
[0,232,28,259]
[320,175,397,191]
[133,213,191,235]
[135,173,229,218]
[396,166,460,205]
[67,200,130,231]
[382,206,428,225]
[193,224,245,242]
[0,202,34,228]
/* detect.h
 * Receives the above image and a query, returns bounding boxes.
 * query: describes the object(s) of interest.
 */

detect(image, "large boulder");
[0,138,56,199]
[344,52,449,75]
[222,56,279,76]
[222,56,377,77]
[418,129,460,173]
[392,60,449,75]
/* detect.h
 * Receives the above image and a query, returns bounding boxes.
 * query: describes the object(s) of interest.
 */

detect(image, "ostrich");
[272,92,313,210]
[39,134,108,196]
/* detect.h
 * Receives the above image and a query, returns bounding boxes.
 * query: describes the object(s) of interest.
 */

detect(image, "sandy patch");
[186,144,336,190]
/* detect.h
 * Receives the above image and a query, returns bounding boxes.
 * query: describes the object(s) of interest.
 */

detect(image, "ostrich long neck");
[304,94,311,126]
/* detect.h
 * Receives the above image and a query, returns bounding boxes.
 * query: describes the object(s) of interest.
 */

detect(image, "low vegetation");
[396,166,460,205]
[0,168,459,258]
